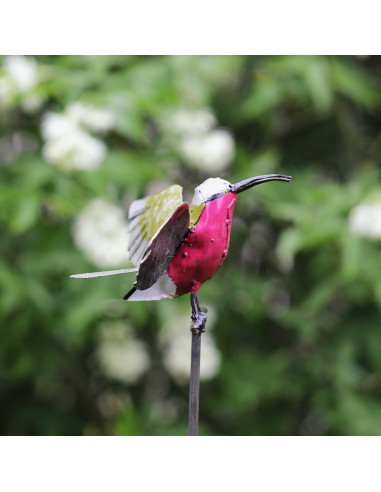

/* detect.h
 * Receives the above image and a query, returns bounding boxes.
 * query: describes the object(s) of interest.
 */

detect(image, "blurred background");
[1,55,381,436]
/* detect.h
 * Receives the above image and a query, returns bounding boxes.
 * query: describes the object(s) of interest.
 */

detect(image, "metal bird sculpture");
[71,174,291,336]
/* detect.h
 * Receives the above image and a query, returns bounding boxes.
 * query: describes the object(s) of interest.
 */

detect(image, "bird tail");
[123,287,137,300]
[70,268,138,279]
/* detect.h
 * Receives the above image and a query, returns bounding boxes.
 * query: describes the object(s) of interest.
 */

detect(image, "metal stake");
[188,332,202,436]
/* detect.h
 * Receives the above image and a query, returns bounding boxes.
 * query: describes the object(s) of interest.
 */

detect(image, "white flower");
[66,102,114,133]
[180,129,235,173]
[4,56,38,92]
[167,108,235,173]
[41,112,106,171]
[41,112,78,140]
[160,307,221,384]
[43,128,106,171]
[349,202,381,239]
[97,322,150,384]
[41,102,113,171]
[73,198,129,267]
[172,109,216,136]
[0,56,42,111]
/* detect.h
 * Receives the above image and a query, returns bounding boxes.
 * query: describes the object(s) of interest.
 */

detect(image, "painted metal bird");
[71,174,291,335]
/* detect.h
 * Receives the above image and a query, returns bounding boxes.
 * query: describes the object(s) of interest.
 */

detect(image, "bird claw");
[191,309,207,338]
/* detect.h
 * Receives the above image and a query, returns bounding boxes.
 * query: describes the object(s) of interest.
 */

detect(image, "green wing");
[127,185,187,267]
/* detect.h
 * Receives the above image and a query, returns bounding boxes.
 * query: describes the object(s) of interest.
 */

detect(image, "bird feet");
[191,308,207,338]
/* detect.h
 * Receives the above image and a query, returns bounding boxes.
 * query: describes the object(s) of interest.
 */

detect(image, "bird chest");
[168,193,238,296]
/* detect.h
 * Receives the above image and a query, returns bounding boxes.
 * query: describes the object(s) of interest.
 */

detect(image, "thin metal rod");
[70,268,138,279]
[188,333,201,436]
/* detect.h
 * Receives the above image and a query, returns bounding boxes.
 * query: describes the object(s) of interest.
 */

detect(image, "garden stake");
[188,330,202,436]
[71,173,292,433]
[188,294,207,435]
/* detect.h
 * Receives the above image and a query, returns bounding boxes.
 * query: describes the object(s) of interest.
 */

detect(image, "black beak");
[231,174,292,193]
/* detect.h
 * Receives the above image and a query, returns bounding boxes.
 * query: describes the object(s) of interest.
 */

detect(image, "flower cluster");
[169,108,235,173]
[73,198,129,268]
[0,56,43,112]
[41,102,114,172]
[349,201,381,239]
[96,322,150,384]
[159,306,221,384]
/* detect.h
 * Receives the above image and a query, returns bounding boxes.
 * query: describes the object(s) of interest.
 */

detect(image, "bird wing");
[127,185,190,289]
[135,202,189,290]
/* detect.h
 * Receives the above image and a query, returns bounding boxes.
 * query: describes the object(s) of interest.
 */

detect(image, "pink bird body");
[168,192,237,297]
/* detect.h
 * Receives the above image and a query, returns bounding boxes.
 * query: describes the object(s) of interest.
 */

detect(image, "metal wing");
[127,185,190,288]
[135,202,189,290]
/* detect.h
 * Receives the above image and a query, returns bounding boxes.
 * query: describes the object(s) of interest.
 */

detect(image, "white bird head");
[191,174,292,206]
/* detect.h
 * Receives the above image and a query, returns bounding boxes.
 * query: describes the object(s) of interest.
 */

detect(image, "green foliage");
[2,55,381,435]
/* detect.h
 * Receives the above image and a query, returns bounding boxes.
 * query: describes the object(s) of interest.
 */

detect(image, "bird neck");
[193,193,237,232]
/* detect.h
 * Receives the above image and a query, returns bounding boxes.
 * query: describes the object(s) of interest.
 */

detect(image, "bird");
[71,174,291,335]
